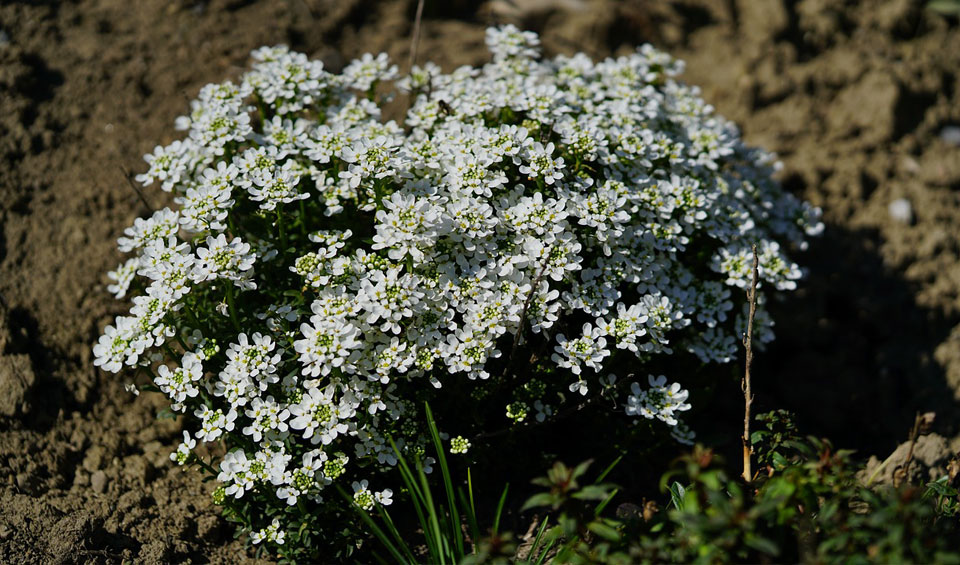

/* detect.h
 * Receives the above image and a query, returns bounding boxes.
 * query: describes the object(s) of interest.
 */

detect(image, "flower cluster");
[95,24,821,551]
[626,375,692,426]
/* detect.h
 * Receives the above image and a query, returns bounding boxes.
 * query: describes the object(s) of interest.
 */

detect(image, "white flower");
[93,316,151,372]
[178,163,236,232]
[195,406,237,443]
[519,142,564,185]
[135,141,193,191]
[485,24,540,61]
[357,267,424,335]
[243,395,291,443]
[251,518,285,545]
[288,385,348,445]
[294,312,362,377]
[598,303,648,352]
[155,352,203,410]
[170,431,197,465]
[375,488,393,506]
[193,234,257,288]
[95,25,822,544]
[107,257,140,298]
[343,52,398,92]
[371,191,442,262]
[248,162,307,211]
[625,375,691,426]
[553,323,610,376]
[351,479,376,510]
[117,208,180,252]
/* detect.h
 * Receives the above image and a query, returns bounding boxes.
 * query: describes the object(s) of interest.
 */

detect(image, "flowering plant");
[95,25,821,557]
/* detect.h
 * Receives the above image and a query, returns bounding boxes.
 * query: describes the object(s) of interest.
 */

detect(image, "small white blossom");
[626,375,691,426]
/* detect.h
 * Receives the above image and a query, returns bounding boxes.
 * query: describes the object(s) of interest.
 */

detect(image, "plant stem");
[299,199,308,238]
[140,365,159,383]
[408,0,425,71]
[741,244,759,484]
[277,210,288,251]
[894,412,923,488]
[225,284,242,333]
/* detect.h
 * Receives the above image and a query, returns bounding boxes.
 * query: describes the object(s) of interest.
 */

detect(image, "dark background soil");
[1,0,959,562]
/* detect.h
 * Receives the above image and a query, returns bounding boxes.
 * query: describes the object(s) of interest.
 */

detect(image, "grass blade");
[415,457,446,565]
[492,483,510,536]
[458,486,481,554]
[594,487,619,517]
[378,505,418,563]
[389,438,439,559]
[425,402,464,559]
[534,536,557,565]
[339,485,409,564]
[595,455,622,484]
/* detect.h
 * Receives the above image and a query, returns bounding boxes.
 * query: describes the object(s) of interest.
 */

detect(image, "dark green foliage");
[357,409,960,564]
[503,413,960,564]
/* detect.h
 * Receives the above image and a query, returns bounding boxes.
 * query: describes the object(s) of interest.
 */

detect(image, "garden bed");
[1,0,959,562]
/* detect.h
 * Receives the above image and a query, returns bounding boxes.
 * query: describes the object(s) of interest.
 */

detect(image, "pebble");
[888,198,913,224]
[0,29,8,47]
[90,470,108,493]
[941,126,960,147]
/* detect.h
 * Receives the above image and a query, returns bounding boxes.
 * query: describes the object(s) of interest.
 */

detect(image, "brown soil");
[1,0,959,562]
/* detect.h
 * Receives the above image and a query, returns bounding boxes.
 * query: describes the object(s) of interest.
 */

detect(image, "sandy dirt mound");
[1,0,959,561]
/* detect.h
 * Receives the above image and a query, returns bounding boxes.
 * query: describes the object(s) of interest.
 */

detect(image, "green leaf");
[533,537,558,565]
[926,476,958,495]
[586,520,621,542]
[668,482,686,511]
[528,516,550,559]
[572,459,594,481]
[762,478,796,500]
[594,488,619,516]
[493,483,510,534]
[424,403,464,559]
[573,485,615,501]
[337,485,410,564]
[744,533,780,556]
[522,492,554,512]
[594,455,623,484]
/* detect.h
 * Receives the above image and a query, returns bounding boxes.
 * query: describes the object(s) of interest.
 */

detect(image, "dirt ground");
[1,0,959,562]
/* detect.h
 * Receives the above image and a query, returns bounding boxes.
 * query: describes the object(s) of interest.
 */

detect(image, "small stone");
[0,29,9,47]
[91,470,108,493]
[940,126,960,147]
[888,198,913,224]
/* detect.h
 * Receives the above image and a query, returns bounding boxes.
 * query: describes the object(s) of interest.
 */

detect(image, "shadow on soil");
[755,222,960,455]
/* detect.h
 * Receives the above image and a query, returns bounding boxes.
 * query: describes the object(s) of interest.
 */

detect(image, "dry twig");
[408,0,426,71]
[120,166,152,210]
[894,411,935,487]
[741,244,759,483]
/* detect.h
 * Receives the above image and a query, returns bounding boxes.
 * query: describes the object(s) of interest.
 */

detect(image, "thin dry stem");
[120,166,153,210]
[741,244,759,483]
[894,412,923,488]
[408,0,426,71]
[503,249,551,374]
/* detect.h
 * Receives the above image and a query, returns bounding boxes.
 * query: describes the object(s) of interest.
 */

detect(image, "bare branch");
[120,166,152,211]
[741,244,759,483]
[502,248,552,377]
[408,0,426,72]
